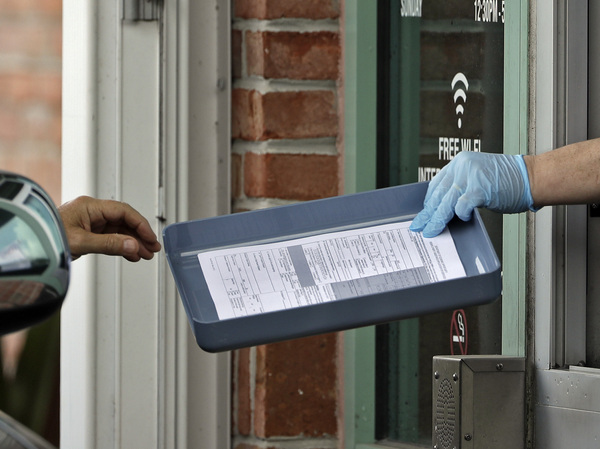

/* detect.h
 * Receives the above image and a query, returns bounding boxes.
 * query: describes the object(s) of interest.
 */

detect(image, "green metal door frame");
[343,0,377,195]
[343,1,529,447]
[501,0,529,358]
[342,1,378,444]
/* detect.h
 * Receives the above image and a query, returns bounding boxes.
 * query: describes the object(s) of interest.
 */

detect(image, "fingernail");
[124,239,137,254]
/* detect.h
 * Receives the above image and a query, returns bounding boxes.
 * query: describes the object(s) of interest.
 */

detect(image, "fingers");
[410,188,457,238]
[421,185,461,238]
[409,209,432,233]
[413,187,485,238]
[454,191,484,221]
[409,171,449,233]
[409,193,439,232]
[91,199,159,244]
[71,231,142,262]
[60,196,162,261]
[91,199,162,254]
[410,167,457,236]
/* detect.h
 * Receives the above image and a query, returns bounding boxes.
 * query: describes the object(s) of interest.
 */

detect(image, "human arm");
[525,138,600,207]
[58,196,162,261]
[410,138,600,238]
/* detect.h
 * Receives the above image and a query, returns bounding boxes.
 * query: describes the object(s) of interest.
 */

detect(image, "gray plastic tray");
[163,182,501,352]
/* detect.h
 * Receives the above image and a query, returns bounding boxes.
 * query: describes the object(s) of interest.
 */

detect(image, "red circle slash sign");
[450,309,468,355]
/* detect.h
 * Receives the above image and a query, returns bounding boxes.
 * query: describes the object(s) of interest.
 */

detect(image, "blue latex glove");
[409,151,536,238]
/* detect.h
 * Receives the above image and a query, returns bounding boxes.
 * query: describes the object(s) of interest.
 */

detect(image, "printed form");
[198,221,466,320]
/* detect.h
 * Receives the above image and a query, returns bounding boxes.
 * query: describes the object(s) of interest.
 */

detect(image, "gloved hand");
[409,151,536,238]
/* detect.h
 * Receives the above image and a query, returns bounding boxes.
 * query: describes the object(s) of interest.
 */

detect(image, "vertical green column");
[502,0,528,357]
[387,319,420,442]
[343,1,378,447]
[344,0,377,194]
[344,326,377,447]
[386,5,421,442]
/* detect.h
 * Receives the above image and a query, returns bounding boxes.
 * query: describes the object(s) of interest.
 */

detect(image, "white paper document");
[198,221,466,320]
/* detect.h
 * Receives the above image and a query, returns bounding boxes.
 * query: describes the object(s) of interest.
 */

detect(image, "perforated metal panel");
[432,355,525,449]
[435,377,457,449]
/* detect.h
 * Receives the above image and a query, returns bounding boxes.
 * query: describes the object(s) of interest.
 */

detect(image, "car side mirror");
[0,171,70,336]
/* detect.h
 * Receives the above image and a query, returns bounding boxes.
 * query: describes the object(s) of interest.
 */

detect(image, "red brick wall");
[231,1,344,448]
[231,0,341,210]
[0,0,62,204]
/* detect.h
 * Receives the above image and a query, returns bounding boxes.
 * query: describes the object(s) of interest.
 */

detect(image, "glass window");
[0,210,49,274]
[375,0,505,444]
[24,191,65,260]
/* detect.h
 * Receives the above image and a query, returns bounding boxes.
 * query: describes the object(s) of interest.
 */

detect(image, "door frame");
[61,1,231,447]
[532,1,600,447]
[343,1,529,447]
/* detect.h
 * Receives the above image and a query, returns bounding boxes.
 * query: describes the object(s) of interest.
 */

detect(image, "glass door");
[375,0,505,444]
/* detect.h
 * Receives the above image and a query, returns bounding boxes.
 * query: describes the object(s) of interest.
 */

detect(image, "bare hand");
[59,196,162,262]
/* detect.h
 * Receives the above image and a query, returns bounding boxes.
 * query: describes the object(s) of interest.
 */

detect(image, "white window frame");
[533,0,588,378]
[61,1,231,448]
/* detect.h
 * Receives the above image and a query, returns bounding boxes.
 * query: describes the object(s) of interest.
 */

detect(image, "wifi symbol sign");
[451,72,469,129]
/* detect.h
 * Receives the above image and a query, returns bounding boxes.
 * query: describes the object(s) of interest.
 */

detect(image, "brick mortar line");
[232,18,339,33]
[233,78,337,93]
[232,138,338,156]
[0,55,62,71]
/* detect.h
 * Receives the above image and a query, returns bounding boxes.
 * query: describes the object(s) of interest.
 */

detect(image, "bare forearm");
[524,138,600,207]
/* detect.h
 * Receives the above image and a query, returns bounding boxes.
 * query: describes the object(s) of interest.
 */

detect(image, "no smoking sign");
[450,309,468,355]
